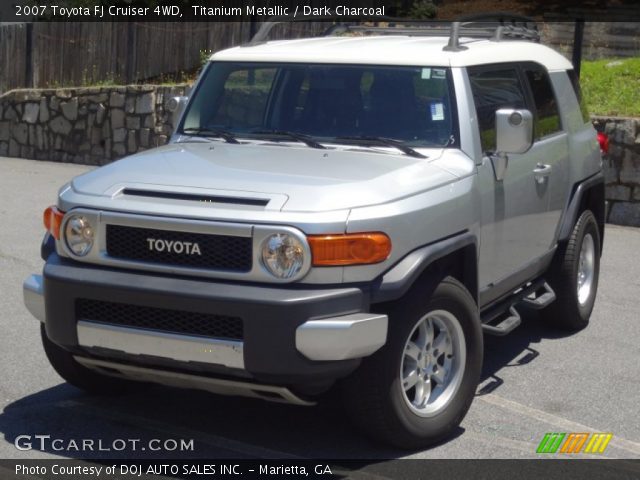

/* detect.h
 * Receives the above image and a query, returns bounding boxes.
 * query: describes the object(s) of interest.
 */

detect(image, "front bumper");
[24,254,387,387]
[23,274,45,322]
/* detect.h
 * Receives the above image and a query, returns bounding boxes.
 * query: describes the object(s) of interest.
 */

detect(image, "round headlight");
[261,233,305,279]
[64,215,94,256]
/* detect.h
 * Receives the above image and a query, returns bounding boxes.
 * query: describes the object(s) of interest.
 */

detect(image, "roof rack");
[247,13,539,51]
[443,13,539,51]
[247,15,346,45]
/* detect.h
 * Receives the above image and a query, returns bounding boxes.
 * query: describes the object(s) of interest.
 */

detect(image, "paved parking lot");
[0,157,639,468]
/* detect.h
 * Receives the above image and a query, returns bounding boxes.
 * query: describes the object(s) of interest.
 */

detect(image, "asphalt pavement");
[0,157,639,470]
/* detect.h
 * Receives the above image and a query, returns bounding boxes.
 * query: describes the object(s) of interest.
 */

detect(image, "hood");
[70,142,457,212]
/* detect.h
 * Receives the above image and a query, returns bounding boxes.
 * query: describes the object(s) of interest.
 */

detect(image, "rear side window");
[468,67,527,152]
[524,65,562,138]
[568,69,590,124]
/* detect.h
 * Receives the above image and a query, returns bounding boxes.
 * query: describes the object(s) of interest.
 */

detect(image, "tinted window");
[182,62,457,147]
[525,65,562,138]
[468,67,526,152]
[209,67,277,129]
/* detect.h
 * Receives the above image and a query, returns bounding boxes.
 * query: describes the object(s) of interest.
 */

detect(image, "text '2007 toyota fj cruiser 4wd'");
[24,20,605,448]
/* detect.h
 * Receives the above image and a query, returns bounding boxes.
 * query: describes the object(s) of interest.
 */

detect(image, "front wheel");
[342,277,483,449]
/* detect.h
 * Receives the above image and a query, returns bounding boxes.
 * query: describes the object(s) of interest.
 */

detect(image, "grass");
[581,57,640,117]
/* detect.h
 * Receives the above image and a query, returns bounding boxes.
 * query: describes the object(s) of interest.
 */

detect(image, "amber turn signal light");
[43,206,64,240]
[307,232,391,266]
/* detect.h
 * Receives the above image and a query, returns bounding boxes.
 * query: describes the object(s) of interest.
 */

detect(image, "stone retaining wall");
[595,116,640,227]
[0,85,190,165]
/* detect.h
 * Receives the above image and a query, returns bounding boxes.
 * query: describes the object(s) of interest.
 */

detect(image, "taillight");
[43,206,65,240]
[597,132,609,155]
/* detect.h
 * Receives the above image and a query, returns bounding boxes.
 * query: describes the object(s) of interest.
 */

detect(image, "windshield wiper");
[335,136,427,159]
[181,127,240,144]
[250,129,326,150]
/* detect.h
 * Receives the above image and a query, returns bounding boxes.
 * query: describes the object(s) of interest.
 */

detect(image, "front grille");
[76,299,244,340]
[106,225,252,272]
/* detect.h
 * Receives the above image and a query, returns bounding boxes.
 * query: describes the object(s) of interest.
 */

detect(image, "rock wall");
[595,116,640,227]
[0,85,190,165]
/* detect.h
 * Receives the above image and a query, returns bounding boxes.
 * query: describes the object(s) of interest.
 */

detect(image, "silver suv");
[24,21,604,449]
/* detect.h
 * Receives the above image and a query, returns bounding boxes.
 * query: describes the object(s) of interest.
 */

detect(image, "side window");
[468,67,527,152]
[524,65,562,138]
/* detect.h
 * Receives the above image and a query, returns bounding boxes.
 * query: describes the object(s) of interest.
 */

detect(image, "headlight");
[64,215,94,256]
[261,233,305,279]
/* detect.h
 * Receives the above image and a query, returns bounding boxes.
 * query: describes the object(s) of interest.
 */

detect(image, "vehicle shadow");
[478,308,576,395]
[0,309,566,464]
[0,381,415,461]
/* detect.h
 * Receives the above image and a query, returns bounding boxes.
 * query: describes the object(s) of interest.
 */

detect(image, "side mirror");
[166,96,188,114]
[496,108,533,154]
[490,108,533,181]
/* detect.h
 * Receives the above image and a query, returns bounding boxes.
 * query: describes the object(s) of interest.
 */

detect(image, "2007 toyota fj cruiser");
[24,20,605,448]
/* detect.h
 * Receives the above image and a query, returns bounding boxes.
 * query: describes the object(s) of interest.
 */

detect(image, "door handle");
[533,163,552,184]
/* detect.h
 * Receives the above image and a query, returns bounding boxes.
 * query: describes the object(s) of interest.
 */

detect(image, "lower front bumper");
[25,254,387,387]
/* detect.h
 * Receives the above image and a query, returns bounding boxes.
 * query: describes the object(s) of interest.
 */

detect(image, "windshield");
[180,62,458,148]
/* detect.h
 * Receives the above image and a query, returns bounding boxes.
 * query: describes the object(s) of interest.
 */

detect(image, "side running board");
[482,305,522,336]
[480,279,556,336]
[521,282,556,309]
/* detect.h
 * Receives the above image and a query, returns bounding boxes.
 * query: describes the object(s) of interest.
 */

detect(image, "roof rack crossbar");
[444,14,539,51]
[246,13,539,50]
[324,24,452,37]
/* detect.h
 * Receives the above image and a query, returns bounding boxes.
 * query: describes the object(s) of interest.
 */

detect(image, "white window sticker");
[421,68,431,79]
[431,102,444,121]
[432,68,446,79]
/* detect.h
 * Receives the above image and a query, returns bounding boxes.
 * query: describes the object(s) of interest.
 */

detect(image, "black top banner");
[2,0,640,22]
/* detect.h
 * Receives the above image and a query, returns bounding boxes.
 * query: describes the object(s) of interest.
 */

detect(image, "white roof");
[212,35,573,71]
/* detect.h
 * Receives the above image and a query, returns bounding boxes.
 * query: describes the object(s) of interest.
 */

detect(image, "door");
[470,63,568,296]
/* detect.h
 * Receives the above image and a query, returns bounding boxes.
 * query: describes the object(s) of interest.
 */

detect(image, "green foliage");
[200,49,214,69]
[408,0,437,19]
[581,57,640,117]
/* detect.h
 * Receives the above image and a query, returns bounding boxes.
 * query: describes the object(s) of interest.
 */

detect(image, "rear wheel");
[546,210,601,331]
[342,277,483,449]
[41,324,133,394]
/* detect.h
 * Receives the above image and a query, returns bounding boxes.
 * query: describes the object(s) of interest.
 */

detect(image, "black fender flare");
[41,232,56,261]
[556,171,605,246]
[371,231,478,304]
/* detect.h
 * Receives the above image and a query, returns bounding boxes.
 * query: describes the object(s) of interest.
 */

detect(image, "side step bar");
[482,305,521,336]
[481,279,556,336]
[521,281,556,309]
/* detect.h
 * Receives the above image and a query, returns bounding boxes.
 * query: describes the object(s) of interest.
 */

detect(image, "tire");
[41,324,133,394]
[546,210,601,331]
[342,277,483,449]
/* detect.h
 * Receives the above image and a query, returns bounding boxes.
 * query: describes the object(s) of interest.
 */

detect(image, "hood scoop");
[121,188,270,208]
